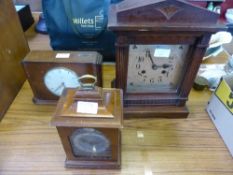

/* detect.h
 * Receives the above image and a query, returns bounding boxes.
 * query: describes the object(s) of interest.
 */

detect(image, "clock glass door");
[127,44,189,93]
[69,128,112,159]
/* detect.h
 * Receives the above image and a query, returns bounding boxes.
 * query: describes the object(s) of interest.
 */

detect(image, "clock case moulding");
[108,0,226,118]
[51,86,123,169]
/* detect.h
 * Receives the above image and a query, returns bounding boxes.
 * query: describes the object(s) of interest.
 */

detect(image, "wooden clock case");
[51,87,123,169]
[22,51,102,104]
[108,0,225,118]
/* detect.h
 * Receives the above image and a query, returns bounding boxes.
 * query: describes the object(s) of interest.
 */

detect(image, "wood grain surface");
[0,0,30,120]
[0,13,233,175]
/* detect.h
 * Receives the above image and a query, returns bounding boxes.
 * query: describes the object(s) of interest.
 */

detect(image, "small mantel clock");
[108,0,225,118]
[51,79,123,169]
[22,51,102,104]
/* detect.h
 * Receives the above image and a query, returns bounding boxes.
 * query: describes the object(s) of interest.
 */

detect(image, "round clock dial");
[127,44,189,93]
[44,67,80,96]
[70,128,111,158]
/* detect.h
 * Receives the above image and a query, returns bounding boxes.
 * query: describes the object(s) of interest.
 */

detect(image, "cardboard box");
[206,75,233,157]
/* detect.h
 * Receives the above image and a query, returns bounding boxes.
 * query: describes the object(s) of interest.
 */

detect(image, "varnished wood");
[1,74,233,174]
[0,0,30,120]
[124,105,189,118]
[108,0,225,118]
[52,88,123,128]
[108,0,223,32]
[22,51,103,104]
[52,87,123,169]
[0,12,233,175]
[58,127,121,169]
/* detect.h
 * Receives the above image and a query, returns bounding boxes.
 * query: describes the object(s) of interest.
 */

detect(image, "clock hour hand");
[152,63,172,70]
[162,64,172,69]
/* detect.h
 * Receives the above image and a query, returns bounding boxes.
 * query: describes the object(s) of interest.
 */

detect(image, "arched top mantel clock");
[108,0,225,118]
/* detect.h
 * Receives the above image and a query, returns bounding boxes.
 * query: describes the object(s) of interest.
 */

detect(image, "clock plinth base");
[124,105,189,118]
[32,97,57,105]
[65,159,121,169]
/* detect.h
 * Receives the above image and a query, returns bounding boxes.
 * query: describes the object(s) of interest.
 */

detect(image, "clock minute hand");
[146,50,157,69]
[153,64,172,69]
[54,82,65,92]
[146,50,172,70]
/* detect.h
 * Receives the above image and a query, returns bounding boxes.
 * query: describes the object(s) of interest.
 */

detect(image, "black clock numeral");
[137,56,144,62]
[169,56,174,60]
[129,82,134,86]
[145,49,150,57]
[150,78,155,84]
[161,70,166,74]
[158,76,163,82]
[161,70,169,77]
[133,45,138,49]
[136,64,141,69]
[138,70,146,77]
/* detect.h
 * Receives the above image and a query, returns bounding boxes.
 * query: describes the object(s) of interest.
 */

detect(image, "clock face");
[70,128,111,159]
[44,67,80,96]
[127,44,189,93]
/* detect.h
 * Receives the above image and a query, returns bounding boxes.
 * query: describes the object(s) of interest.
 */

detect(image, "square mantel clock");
[51,85,123,169]
[22,51,102,104]
[108,0,225,118]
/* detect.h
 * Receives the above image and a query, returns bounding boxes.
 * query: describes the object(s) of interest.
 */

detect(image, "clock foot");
[32,97,57,105]
[123,105,189,118]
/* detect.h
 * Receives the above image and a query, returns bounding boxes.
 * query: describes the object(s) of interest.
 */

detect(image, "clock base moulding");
[123,105,189,118]
[111,80,189,118]
[32,97,57,105]
[65,158,121,169]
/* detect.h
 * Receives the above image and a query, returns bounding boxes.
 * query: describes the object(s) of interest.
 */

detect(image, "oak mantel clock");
[51,82,123,169]
[108,0,225,118]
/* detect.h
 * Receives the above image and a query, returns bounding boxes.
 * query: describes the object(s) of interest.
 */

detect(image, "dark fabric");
[42,0,122,61]
[35,13,48,34]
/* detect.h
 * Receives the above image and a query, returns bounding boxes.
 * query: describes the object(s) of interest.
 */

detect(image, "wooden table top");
[0,18,233,175]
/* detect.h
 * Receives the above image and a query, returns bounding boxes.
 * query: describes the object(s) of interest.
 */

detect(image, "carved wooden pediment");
[108,0,223,31]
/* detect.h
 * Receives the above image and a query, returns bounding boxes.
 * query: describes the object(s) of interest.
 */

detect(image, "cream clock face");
[44,67,80,96]
[127,44,189,93]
